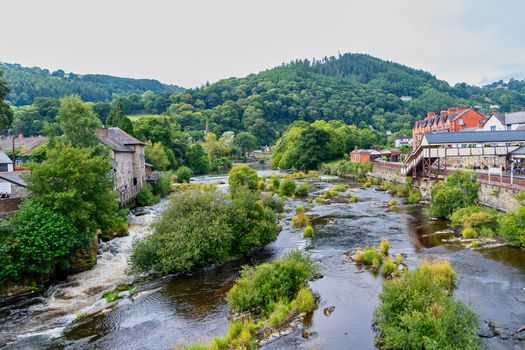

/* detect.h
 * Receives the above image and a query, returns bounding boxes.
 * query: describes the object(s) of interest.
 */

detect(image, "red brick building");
[412,106,488,149]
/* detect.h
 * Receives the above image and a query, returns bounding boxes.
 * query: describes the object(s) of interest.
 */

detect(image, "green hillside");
[0,62,184,106]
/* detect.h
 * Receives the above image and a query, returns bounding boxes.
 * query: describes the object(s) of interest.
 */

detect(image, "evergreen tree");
[107,101,134,135]
[0,70,13,131]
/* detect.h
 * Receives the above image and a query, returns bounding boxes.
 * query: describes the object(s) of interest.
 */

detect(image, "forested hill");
[0,62,184,106]
[155,53,525,144]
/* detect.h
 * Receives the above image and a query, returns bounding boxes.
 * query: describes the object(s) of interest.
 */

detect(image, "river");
[1,173,524,349]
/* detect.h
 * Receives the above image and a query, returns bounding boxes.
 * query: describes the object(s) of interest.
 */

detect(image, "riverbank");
[1,172,524,349]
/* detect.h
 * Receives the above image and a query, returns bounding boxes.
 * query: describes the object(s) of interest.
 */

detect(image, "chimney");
[448,107,458,114]
[96,127,108,137]
[440,110,448,116]
[427,112,436,119]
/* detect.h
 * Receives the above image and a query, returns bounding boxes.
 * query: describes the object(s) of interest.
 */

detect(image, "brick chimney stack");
[427,112,436,119]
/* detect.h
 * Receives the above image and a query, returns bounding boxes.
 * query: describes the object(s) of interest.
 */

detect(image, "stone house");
[96,127,146,203]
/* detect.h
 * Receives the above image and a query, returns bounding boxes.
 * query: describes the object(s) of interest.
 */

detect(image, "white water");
[1,199,168,345]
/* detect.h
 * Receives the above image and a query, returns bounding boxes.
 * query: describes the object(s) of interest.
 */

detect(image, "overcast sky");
[1,0,524,88]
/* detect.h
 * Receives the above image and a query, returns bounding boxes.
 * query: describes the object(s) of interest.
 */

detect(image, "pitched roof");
[0,171,27,187]
[423,130,525,145]
[0,151,12,164]
[97,127,144,153]
[0,136,48,156]
[502,111,525,125]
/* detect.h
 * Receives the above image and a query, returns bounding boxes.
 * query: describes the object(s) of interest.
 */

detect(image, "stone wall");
[368,163,406,184]
[478,182,520,212]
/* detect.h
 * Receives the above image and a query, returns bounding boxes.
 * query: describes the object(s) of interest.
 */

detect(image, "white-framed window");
[490,126,496,131]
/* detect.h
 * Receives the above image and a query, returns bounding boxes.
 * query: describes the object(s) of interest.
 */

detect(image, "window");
[458,119,464,126]
[490,126,496,131]
[133,177,138,186]
[0,164,7,172]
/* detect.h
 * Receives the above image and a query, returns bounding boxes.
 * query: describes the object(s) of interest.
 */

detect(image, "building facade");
[479,111,525,131]
[412,106,488,149]
[96,127,146,202]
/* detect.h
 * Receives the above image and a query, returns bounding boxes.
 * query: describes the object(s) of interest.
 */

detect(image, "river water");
[1,173,524,349]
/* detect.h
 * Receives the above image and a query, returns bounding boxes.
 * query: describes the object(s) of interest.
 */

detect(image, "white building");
[479,111,525,131]
[394,134,412,148]
[0,151,27,197]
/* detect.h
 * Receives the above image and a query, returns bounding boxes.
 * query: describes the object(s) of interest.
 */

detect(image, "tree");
[0,70,13,131]
[185,143,209,174]
[228,165,259,193]
[107,101,134,135]
[234,132,258,161]
[93,102,113,124]
[26,144,120,241]
[56,95,102,147]
[144,141,170,170]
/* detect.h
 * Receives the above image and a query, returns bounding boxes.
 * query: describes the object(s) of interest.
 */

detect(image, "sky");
[1,0,525,88]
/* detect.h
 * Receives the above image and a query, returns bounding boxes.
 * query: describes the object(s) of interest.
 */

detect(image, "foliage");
[136,183,160,206]
[388,199,398,206]
[380,238,390,255]
[233,132,258,161]
[0,69,13,131]
[185,143,209,175]
[362,248,384,266]
[0,202,78,285]
[279,179,296,197]
[295,183,310,196]
[381,258,397,277]
[152,171,173,197]
[144,141,170,170]
[407,188,421,204]
[130,187,277,274]
[0,62,182,106]
[303,225,315,238]
[499,206,525,249]
[175,166,193,183]
[56,95,102,147]
[226,250,316,313]
[273,120,384,170]
[106,101,134,135]
[351,195,359,203]
[26,144,119,241]
[228,165,259,193]
[430,171,479,219]
[373,261,479,350]
[260,194,284,213]
[451,206,499,238]
[292,212,309,228]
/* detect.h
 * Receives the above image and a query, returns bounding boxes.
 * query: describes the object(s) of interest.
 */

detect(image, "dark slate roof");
[97,127,144,153]
[107,127,144,146]
[493,112,506,124]
[503,111,525,125]
[0,171,27,187]
[0,136,48,156]
[0,151,13,164]
[424,130,525,145]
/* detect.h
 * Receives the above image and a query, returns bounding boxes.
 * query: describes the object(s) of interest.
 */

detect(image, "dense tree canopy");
[56,95,102,147]
[0,70,13,131]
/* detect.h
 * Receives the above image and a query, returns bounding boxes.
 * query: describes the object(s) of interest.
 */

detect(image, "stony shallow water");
[1,173,524,349]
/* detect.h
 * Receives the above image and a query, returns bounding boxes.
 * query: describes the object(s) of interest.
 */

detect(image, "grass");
[292,212,309,228]
[102,290,120,303]
[127,113,164,121]
[379,237,390,255]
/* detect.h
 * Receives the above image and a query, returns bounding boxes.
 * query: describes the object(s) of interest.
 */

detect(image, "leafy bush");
[292,286,316,313]
[270,177,280,192]
[499,206,525,249]
[388,199,398,206]
[462,227,476,238]
[152,171,173,197]
[136,183,160,206]
[260,194,284,213]
[351,195,359,203]
[295,183,310,196]
[407,188,421,204]
[451,206,499,238]
[362,248,384,266]
[295,205,305,214]
[175,165,193,183]
[1,202,78,285]
[292,212,309,228]
[381,258,396,276]
[280,179,296,197]
[430,171,479,219]
[333,184,347,192]
[227,250,316,313]
[228,165,259,193]
[130,187,277,274]
[303,225,315,238]
[380,237,390,255]
[373,262,479,350]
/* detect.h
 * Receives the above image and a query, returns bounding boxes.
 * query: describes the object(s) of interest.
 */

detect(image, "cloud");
[0,0,524,87]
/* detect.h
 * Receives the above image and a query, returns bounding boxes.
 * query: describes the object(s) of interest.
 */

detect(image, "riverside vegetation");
[181,251,317,349]
[130,166,279,275]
